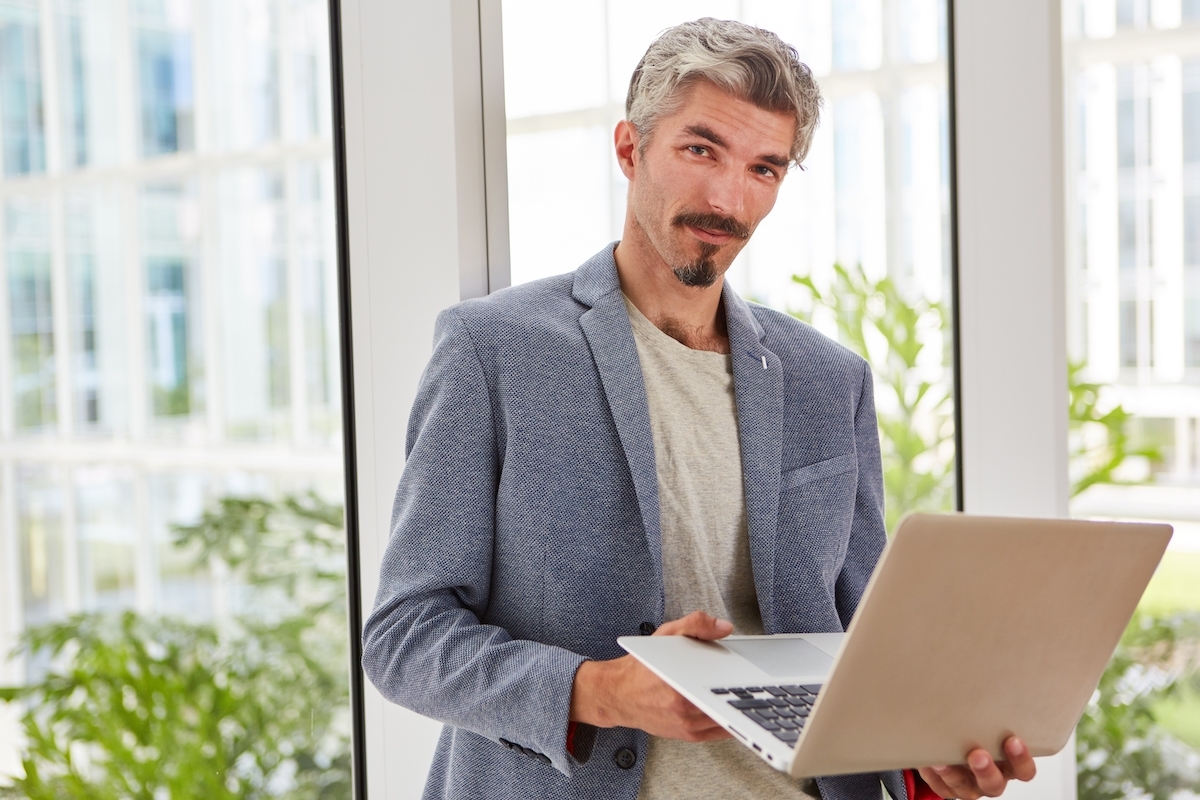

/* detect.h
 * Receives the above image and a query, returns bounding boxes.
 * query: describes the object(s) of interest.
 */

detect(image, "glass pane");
[502,0,957,528]
[1063,4,1200,795]
[0,1,47,176]
[0,0,351,796]
[6,198,56,432]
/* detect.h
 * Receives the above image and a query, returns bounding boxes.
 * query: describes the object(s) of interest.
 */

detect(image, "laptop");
[618,513,1172,778]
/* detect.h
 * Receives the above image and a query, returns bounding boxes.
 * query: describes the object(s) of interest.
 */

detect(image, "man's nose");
[706,166,747,218]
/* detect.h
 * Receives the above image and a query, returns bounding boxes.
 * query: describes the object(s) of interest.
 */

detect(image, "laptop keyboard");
[710,684,822,744]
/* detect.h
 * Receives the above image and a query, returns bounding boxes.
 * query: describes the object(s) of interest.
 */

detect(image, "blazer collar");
[573,243,785,630]
[723,281,785,631]
[570,242,768,345]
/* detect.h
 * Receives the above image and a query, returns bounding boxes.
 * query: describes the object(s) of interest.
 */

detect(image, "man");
[363,18,1035,800]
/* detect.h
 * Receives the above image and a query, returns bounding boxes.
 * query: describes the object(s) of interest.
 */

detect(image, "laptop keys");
[728,699,773,709]
[747,712,781,730]
[717,684,820,742]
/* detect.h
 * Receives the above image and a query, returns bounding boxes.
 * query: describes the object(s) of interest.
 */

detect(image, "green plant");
[0,493,351,799]
[1068,360,1162,497]
[1077,611,1200,800]
[790,263,955,530]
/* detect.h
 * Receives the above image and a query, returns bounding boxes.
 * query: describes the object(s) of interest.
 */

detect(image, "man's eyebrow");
[684,124,727,148]
[760,154,790,169]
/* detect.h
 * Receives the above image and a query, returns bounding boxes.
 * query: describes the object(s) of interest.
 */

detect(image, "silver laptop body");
[618,513,1172,778]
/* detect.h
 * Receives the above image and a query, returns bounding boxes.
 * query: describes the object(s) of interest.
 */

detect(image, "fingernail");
[1008,738,1026,757]
[931,765,947,774]
[715,619,733,633]
[970,752,990,770]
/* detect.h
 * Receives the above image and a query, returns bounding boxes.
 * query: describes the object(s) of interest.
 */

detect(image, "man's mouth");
[689,225,734,245]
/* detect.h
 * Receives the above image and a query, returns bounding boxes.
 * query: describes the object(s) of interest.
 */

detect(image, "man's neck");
[613,239,730,354]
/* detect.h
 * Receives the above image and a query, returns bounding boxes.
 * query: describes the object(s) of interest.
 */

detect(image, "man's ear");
[614,120,639,180]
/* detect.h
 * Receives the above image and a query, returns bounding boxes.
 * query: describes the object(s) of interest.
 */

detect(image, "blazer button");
[614,747,637,770]
[638,622,656,635]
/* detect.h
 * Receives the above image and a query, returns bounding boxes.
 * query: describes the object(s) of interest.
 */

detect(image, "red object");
[566,721,578,756]
[906,768,942,800]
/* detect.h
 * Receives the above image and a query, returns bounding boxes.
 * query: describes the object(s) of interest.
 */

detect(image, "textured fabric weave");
[361,243,905,800]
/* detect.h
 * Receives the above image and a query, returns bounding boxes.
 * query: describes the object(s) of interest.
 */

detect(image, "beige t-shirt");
[625,296,820,800]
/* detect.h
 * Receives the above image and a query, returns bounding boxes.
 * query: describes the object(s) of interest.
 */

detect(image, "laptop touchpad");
[721,638,834,678]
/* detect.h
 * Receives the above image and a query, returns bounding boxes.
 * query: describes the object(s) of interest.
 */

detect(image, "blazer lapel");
[574,248,664,618]
[723,285,785,631]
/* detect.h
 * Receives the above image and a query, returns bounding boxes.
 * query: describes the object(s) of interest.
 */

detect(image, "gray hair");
[625,18,822,167]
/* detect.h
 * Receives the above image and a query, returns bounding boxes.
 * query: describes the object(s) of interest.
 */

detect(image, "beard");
[669,211,751,288]
[672,243,720,287]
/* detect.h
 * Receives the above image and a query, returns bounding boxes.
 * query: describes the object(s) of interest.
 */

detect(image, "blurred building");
[0,0,342,691]
[1065,0,1200,534]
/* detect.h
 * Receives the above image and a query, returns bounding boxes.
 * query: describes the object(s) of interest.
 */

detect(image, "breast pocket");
[781,452,857,491]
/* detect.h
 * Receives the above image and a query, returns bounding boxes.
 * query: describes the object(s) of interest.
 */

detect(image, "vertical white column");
[1176,414,1193,477]
[60,466,81,612]
[0,461,23,686]
[1084,65,1120,382]
[112,0,138,166]
[199,175,224,441]
[190,0,212,155]
[0,193,13,440]
[121,182,147,440]
[338,0,490,796]
[133,466,154,613]
[954,1,1076,799]
[49,196,74,438]
[285,168,311,445]
[37,0,63,176]
[277,0,310,444]
[1151,55,1184,383]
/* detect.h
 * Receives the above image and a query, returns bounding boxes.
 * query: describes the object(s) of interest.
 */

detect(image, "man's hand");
[918,737,1037,799]
[569,611,733,742]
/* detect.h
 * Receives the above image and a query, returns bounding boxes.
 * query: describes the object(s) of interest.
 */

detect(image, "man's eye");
[755,165,779,179]
[688,145,709,157]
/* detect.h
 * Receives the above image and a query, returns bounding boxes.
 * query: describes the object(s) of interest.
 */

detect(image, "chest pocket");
[781,452,856,490]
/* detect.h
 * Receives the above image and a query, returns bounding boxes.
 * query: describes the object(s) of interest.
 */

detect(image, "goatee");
[673,243,719,287]
[670,210,750,288]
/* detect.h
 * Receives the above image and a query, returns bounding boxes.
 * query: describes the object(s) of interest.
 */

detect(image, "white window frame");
[334,0,1073,797]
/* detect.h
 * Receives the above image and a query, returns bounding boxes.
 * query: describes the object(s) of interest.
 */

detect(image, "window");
[135,1,194,157]
[1064,2,1200,792]
[6,199,55,431]
[1187,295,1200,369]
[501,0,957,525]
[0,1,351,794]
[0,1,46,176]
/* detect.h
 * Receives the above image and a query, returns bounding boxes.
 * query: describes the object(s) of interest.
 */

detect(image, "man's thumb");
[658,610,733,639]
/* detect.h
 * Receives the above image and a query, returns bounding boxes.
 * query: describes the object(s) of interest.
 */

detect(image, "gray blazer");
[363,244,907,800]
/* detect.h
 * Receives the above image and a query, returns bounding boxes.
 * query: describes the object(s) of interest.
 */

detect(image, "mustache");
[672,211,751,240]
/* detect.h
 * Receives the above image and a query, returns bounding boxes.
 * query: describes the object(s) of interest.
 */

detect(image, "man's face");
[617,80,795,288]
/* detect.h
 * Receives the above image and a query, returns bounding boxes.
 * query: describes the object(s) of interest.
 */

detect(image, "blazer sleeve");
[361,307,588,777]
[834,358,888,629]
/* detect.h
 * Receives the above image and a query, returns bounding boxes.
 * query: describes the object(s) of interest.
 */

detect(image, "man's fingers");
[966,748,1007,797]
[654,610,733,640]
[1003,737,1037,782]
